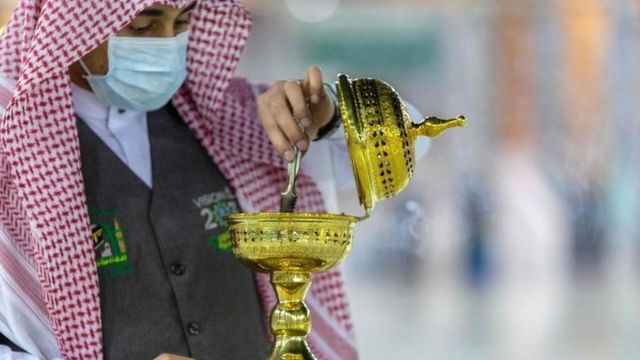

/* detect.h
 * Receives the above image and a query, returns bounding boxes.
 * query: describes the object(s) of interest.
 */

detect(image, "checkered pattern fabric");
[0,1,356,358]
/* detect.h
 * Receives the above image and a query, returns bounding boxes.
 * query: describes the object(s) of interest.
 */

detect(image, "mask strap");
[78,59,93,77]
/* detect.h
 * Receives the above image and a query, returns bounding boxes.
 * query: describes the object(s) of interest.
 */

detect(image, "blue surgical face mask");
[80,31,189,112]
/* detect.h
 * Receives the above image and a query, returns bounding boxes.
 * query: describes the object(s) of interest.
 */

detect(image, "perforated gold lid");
[336,74,466,217]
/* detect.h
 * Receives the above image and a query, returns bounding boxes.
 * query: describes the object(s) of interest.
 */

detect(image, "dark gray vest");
[78,105,269,360]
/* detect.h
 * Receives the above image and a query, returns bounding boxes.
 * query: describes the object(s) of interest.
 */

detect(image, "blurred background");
[2,0,640,359]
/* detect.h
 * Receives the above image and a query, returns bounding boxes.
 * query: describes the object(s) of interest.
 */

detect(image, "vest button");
[187,322,201,336]
[170,262,186,276]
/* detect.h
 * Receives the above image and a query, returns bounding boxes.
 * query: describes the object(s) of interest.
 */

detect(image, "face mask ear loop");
[78,58,93,78]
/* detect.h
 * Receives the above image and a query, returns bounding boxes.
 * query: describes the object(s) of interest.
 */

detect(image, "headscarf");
[0,1,356,358]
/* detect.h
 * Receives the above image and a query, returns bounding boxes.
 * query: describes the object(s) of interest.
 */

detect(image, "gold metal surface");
[227,212,358,360]
[337,73,466,216]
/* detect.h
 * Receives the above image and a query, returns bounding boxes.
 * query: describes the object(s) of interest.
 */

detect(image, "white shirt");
[71,83,153,187]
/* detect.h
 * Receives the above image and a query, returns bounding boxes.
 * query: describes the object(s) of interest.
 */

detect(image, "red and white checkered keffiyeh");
[0,0,357,359]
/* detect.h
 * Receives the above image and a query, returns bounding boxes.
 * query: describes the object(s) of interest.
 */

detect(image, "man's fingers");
[284,80,312,128]
[270,97,309,151]
[153,354,194,360]
[258,100,296,161]
[257,69,329,158]
[305,66,324,104]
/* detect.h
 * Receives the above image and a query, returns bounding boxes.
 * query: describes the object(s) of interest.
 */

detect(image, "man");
[0,1,359,359]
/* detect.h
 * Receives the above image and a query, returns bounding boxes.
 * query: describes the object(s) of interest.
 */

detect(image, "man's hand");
[153,354,193,360]
[258,66,336,162]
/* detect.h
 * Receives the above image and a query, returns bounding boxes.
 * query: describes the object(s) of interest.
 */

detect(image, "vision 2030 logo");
[192,188,239,252]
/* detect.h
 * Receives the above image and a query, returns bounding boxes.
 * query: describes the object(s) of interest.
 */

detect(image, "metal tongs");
[279,146,303,212]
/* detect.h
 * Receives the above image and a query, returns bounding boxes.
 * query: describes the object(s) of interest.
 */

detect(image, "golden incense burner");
[227,74,466,359]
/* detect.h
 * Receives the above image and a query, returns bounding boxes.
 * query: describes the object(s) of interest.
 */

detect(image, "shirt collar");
[71,82,109,121]
[70,82,146,128]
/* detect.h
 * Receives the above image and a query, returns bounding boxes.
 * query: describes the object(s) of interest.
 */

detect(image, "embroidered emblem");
[89,207,132,279]
[193,187,239,252]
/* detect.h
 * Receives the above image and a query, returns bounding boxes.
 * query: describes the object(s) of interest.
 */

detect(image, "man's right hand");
[153,354,193,360]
